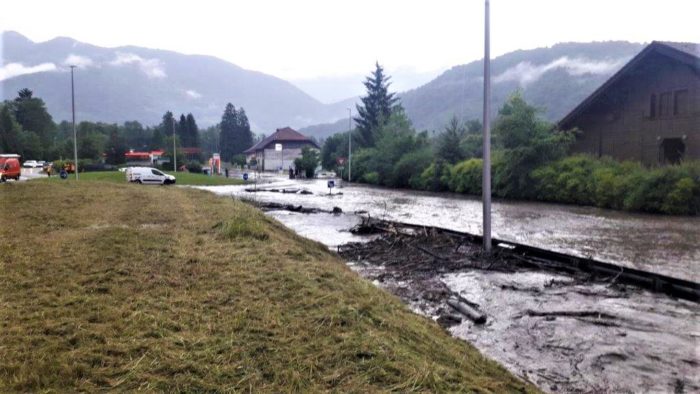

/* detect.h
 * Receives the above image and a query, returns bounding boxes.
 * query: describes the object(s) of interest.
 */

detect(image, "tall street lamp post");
[482,0,492,252]
[347,108,352,182]
[70,65,79,180]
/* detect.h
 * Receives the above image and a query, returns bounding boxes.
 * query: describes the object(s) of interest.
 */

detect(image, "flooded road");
[199,176,700,281]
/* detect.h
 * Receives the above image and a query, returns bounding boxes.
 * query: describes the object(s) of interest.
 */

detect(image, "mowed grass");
[38,170,245,186]
[0,182,535,392]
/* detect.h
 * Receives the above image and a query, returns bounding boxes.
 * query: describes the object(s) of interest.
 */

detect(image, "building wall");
[568,52,700,165]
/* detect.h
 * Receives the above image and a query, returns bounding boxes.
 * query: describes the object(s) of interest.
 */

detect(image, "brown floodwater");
[198,176,700,281]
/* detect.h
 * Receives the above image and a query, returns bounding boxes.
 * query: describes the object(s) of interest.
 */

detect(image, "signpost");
[327,180,335,195]
[243,173,249,181]
[336,157,346,186]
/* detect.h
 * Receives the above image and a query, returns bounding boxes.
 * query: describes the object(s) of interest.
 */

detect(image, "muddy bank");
[336,221,699,393]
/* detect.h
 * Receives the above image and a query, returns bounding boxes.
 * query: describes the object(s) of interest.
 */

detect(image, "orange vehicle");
[0,154,21,181]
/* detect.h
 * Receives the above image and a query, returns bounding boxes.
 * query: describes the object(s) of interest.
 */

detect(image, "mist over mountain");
[0,31,350,131]
[301,41,645,138]
[1,33,644,139]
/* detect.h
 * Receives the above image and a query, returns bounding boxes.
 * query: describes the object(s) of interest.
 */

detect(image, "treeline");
[0,89,255,167]
[322,65,699,215]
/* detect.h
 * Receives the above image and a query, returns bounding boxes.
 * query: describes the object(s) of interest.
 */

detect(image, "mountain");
[0,31,348,131]
[301,41,645,137]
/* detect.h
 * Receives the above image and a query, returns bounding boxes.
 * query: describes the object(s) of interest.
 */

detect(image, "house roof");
[244,127,319,154]
[558,41,700,129]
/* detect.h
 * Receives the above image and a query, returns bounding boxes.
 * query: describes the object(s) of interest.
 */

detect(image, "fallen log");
[447,298,487,324]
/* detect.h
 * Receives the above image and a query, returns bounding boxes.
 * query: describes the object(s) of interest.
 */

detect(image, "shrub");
[186,161,203,173]
[417,161,452,192]
[448,158,483,194]
[389,148,432,188]
[362,172,380,185]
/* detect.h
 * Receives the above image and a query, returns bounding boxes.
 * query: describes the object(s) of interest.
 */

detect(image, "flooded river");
[197,176,699,392]
[199,176,700,281]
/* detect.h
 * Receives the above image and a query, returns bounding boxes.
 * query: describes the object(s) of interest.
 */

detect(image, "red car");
[0,155,21,181]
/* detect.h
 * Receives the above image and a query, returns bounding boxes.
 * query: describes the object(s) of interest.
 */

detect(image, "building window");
[659,92,672,117]
[649,94,656,118]
[674,89,688,116]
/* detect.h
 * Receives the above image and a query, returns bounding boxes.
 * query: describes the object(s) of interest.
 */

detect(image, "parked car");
[125,167,176,185]
[22,160,39,168]
[36,161,46,168]
[0,155,21,181]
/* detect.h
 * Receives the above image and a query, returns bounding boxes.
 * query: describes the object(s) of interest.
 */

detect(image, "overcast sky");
[2,0,698,82]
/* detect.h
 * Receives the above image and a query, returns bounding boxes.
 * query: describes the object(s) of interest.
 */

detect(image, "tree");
[235,108,253,153]
[219,104,253,161]
[12,88,55,151]
[151,127,165,150]
[105,127,127,165]
[185,113,199,148]
[353,62,399,148]
[219,103,238,161]
[492,92,575,197]
[0,104,21,153]
[436,116,466,164]
[294,147,320,178]
[161,111,176,137]
[178,114,188,147]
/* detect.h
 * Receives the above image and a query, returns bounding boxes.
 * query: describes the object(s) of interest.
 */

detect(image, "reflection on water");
[197,176,700,281]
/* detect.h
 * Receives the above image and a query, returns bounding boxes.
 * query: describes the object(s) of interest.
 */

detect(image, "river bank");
[198,176,700,282]
[0,181,533,392]
[256,204,700,393]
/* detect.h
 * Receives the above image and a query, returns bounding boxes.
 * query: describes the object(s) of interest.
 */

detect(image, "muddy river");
[197,176,699,392]
[199,176,700,282]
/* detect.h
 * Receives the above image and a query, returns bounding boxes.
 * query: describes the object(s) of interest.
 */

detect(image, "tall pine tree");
[219,103,238,161]
[185,113,199,148]
[178,114,188,147]
[234,108,253,154]
[0,104,21,153]
[353,62,399,148]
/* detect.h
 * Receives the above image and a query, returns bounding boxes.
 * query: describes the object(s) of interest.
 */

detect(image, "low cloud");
[0,62,57,81]
[109,52,166,78]
[185,89,202,99]
[494,56,627,86]
[64,54,94,68]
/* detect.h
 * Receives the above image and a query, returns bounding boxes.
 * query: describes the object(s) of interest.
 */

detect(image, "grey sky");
[2,0,698,84]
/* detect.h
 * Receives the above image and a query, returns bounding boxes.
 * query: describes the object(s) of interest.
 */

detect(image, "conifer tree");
[353,62,399,148]
[178,114,188,146]
[219,103,238,161]
[186,113,199,148]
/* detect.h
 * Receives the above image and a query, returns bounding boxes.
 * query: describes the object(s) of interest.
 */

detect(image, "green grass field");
[39,170,245,186]
[0,182,536,392]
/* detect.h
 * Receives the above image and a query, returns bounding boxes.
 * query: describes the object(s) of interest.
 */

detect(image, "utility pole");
[482,0,492,252]
[172,117,177,172]
[347,107,352,182]
[70,65,79,180]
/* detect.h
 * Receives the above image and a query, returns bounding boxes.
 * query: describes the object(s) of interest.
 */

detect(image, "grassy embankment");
[0,181,535,392]
[39,170,245,186]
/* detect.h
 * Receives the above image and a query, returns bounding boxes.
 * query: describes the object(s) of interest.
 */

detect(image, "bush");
[389,148,432,188]
[187,161,203,173]
[230,154,247,167]
[532,155,700,215]
[362,172,380,185]
[417,161,452,192]
[448,158,483,194]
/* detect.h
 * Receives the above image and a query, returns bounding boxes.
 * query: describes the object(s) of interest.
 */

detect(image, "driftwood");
[447,298,487,324]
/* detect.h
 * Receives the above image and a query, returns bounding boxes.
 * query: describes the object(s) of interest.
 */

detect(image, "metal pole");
[482,0,492,252]
[347,107,352,182]
[172,117,177,172]
[70,65,79,180]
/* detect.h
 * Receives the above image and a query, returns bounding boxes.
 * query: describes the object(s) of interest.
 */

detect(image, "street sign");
[243,173,249,181]
[336,157,346,165]
[327,180,335,188]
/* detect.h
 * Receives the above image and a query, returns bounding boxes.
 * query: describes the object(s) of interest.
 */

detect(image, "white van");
[125,167,176,185]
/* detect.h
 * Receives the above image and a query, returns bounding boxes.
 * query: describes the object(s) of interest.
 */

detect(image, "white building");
[244,127,320,171]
